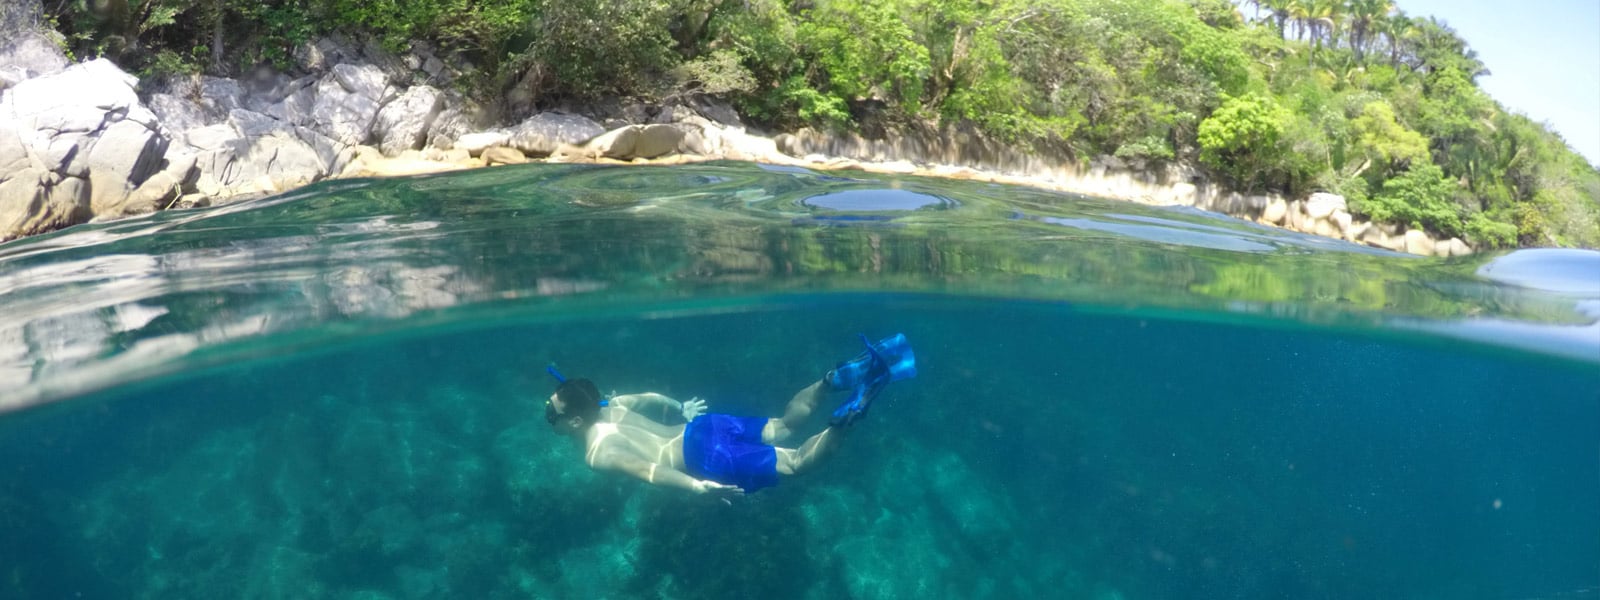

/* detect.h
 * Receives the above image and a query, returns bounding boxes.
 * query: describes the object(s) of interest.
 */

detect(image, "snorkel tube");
[546,363,607,407]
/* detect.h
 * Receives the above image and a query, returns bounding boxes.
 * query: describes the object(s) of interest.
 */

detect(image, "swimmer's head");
[546,377,602,432]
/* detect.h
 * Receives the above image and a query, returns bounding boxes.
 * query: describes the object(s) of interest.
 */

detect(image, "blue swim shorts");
[682,413,779,492]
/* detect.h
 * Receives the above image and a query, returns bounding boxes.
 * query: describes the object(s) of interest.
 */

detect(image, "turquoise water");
[0,162,1596,598]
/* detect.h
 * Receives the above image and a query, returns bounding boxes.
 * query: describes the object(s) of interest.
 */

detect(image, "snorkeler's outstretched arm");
[610,393,707,424]
[589,447,743,498]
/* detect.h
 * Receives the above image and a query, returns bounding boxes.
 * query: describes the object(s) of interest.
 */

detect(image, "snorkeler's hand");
[681,397,707,422]
[693,479,744,499]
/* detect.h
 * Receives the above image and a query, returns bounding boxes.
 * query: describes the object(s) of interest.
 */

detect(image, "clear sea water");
[1,162,1596,599]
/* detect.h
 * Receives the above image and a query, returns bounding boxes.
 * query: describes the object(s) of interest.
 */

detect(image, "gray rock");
[774,133,801,157]
[650,104,700,125]
[3,59,138,123]
[183,124,242,152]
[229,109,293,138]
[1305,192,1347,220]
[1331,209,1354,237]
[688,95,742,127]
[242,73,316,115]
[424,91,489,150]
[262,77,319,127]
[182,112,347,199]
[0,65,28,91]
[373,85,443,156]
[422,147,470,163]
[1438,237,1473,257]
[452,131,510,156]
[583,127,639,159]
[508,112,604,156]
[147,93,208,134]
[632,124,683,159]
[294,36,358,72]
[40,136,81,174]
[191,128,331,198]
[482,146,526,165]
[311,72,385,147]
[0,30,68,85]
[244,134,329,191]
[0,123,35,173]
[1260,198,1286,224]
[88,167,135,215]
[1346,221,1372,241]
[0,59,170,232]
[582,124,684,160]
[174,193,209,209]
[672,121,720,156]
[293,125,352,174]
[721,129,781,162]
[422,56,446,79]
[147,77,249,134]
[84,118,167,189]
[1,0,44,35]
[1358,225,1403,252]
[586,97,655,129]
[332,63,391,103]
[1,168,90,240]
[1402,229,1436,256]
[200,77,245,114]
[357,38,414,85]
[1285,200,1307,231]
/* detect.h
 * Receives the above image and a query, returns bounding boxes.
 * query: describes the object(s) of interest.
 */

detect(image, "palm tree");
[1261,0,1292,39]
[1286,0,1312,41]
[1310,0,1344,51]
[1347,0,1394,62]
[1378,10,1416,70]
[1410,16,1489,79]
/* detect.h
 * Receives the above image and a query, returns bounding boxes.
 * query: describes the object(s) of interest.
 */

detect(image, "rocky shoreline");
[0,35,1472,256]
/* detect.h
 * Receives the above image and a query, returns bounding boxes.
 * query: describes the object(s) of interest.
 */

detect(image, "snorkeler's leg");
[763,379,830,444]
[773,426,841,476]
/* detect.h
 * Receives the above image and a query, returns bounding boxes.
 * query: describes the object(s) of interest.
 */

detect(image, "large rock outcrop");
[0,59,176,240]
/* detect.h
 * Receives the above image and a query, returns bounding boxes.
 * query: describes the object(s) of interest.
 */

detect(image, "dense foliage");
[40,0,1600,248]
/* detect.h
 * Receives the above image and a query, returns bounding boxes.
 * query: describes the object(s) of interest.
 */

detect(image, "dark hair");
[552,378,603,425]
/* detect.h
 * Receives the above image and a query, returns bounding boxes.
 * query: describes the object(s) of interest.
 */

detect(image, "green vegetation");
[40,0,1600,248]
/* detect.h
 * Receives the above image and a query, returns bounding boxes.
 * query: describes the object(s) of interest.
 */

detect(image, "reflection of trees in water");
[0,163,1576,409]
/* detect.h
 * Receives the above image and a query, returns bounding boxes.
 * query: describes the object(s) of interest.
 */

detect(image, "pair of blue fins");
[825,333,917,427]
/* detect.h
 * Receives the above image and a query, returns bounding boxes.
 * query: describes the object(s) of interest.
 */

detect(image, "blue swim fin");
[826,333,916,391]
[827,333,915,427]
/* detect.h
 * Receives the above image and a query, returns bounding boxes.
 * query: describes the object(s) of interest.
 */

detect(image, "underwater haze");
[0,162,1596,599]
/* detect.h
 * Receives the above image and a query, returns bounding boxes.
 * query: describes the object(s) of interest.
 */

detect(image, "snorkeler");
[543,334,916,498]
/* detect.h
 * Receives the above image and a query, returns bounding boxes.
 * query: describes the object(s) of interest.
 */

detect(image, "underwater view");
[0,162,1596,599]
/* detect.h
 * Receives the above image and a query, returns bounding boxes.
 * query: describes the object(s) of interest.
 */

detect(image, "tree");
[1347,100,1429,178]
[1198,93,1290,190]
[1357,161,1463,235]
[1345,0,1392,62]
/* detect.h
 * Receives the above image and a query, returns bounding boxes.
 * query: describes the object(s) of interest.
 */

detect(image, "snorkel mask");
[544,364,566,425]
[544,364,607,425]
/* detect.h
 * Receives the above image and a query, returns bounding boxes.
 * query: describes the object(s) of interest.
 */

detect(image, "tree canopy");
[42,0,1600,248]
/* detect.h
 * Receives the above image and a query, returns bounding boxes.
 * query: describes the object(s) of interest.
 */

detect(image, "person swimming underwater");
[543,334,916,498]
